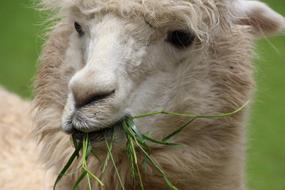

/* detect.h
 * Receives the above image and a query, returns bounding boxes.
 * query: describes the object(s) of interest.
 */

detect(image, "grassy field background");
[0,0,284,189]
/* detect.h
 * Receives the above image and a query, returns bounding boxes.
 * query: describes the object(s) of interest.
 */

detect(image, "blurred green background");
[0,0,284,189]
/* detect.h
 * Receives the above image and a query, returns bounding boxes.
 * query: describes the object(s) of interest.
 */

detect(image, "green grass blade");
[123,119,145,190]
[82,135,90,163]
[141,134,179,146]
[86,173,93,190]
[101,145,112,174]
[105,138,126,190]
[53,145,82,190]
[81,134,104,187]
[128,133,144,190]
[132,111,166,119]
[134,139,178,190]
[124,115,178,190]
[72,135,80,150]
[133,101,249,119]
[131,141,144,190]
[161,102,247,142]
[72,171,88,190]
[82,166,104,186]
[126,138,136,179]
[123,120,149,151]
[125,116,144,138]
[162,118,195,142]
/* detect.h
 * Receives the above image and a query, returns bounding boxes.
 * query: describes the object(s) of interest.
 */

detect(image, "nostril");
[75,89,115,108]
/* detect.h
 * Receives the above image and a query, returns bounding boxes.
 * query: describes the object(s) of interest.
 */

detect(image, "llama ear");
[233,0,285,36]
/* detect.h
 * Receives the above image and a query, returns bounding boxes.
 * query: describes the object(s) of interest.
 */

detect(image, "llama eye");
[166,30,195,49]
[74,22,84,37]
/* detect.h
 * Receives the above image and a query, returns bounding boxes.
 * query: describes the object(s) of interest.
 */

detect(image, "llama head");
[34,0,284,166]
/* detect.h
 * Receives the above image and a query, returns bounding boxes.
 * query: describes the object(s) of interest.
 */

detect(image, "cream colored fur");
[2,0,284,190]
[0,88,53,190]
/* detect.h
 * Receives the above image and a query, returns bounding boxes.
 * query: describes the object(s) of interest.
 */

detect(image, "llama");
[33,0,285,189]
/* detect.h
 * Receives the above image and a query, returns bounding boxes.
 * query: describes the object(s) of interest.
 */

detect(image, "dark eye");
[166,30,195,49]
[74,22,84,37]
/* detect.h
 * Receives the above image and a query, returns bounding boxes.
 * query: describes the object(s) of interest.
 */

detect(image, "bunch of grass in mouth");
[53,102,248,190]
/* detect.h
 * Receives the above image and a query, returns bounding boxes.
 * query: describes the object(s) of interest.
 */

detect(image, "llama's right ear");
[233,0,285,36]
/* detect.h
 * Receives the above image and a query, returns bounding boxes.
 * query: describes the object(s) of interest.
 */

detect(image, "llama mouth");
[71,119,124,143]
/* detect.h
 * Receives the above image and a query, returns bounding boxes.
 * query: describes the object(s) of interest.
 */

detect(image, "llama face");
[61,11,202,136]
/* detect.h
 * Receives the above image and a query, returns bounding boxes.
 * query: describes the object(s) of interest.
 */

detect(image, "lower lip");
[72,119,124,142]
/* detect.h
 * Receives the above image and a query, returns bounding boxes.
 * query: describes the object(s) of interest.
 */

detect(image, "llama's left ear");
[233,0,285,36]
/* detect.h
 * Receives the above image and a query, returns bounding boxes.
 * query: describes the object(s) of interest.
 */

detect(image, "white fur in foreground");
[0,88,53,190]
